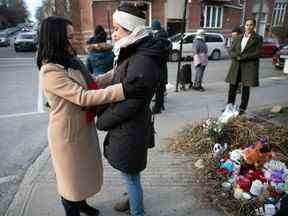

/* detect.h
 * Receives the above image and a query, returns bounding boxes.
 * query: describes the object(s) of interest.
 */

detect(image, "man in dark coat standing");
[225,18,263,115]
[151,20,170,114]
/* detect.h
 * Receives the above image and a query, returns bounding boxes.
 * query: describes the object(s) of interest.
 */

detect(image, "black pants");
[228,68,250,111]
[61,197,81,216]
[153,82,165,112]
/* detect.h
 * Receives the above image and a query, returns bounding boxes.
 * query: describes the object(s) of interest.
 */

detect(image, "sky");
[24,0,43,22]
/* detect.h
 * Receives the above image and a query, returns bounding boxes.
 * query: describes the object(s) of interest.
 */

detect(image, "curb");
[5,146,50,216]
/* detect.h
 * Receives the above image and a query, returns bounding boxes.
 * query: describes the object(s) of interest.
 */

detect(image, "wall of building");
[222,6,242,34]
[244,0,288,41]
[187,0,202,30]
[90,0,287,41]
[92,0,118,32]
[151,0,166,26]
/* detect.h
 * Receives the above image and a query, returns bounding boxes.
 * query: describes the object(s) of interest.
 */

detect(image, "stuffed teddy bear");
[244,138,272,168]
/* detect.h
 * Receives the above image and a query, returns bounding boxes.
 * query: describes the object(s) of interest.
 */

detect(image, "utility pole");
[256,0,264,34]
[175,0,189,92]
[15,0,21,7]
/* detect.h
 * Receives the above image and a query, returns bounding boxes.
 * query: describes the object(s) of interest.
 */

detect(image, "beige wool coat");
[40,63,124,201]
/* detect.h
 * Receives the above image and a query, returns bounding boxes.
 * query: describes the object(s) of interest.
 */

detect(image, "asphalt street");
[0,43,287,215]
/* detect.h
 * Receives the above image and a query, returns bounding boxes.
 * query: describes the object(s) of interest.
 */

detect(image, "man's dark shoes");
[152,106,162,114]
[113,198,130,212]
[239,109,245,115]
[198,86,205,92]
[78,201,100,216]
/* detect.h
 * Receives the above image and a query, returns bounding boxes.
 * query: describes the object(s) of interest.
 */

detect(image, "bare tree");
[0,1,28,27]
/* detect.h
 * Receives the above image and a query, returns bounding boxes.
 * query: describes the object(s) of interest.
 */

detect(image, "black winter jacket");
[96,35,170,174]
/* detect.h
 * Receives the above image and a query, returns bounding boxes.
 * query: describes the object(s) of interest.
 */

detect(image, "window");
[205,35,223,43]
[203,5,223,29]
[272,1,287,26]
[183,35,195,44]
[169,33,182,42]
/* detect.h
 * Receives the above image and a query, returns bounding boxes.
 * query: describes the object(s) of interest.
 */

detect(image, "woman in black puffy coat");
[96,3,170,216]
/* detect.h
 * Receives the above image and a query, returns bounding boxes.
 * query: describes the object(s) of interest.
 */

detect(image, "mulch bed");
[166,116,288,216]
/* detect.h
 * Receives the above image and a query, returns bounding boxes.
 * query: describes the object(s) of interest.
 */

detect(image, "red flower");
[217,168,229,175]
[88,81,99,90]
[86,111,96,122]
[85,81,100,123]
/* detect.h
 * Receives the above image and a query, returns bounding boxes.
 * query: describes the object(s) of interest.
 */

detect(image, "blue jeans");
[121,172,144,216]
[194,64,206,86]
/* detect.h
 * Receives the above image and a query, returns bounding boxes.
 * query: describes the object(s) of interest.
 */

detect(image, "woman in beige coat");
[37,16,144,216]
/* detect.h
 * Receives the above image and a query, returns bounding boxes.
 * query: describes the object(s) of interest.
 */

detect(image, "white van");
[169,32,228,61]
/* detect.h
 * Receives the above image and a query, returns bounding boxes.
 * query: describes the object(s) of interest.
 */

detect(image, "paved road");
[0,33,36,58]
[0,51,287,215]
[0,58,38,115]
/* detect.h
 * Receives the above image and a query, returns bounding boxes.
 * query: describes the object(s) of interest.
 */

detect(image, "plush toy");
[218,149,243,175]
[213,143,227,158]
[244,138,273,168]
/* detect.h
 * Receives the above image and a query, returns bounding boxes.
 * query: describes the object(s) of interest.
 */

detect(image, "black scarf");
[67,55,94,87]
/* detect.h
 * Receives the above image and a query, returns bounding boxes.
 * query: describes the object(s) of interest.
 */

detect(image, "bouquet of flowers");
[202,118,224,142]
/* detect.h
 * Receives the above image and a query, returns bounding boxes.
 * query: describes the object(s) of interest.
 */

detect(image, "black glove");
[122,76,146,99]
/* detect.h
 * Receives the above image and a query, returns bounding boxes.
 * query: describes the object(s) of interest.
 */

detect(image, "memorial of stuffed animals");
[167,113,288,216]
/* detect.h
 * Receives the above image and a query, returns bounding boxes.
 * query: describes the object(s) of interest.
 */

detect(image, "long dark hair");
[37,16,75,70]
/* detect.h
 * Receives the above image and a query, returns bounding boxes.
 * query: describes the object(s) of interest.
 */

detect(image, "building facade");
[244,0,288,41]
[91,0,288,41]
[91,0,244,37]
[52,0,288,52]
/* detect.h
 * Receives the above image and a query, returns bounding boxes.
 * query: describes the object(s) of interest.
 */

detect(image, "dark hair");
[37,16,74,70]
[245,18,256,26]
[94,25,106,37]
[232,26,242,34]
[118,3,146,19]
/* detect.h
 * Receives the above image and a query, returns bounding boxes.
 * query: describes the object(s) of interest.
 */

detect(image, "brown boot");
[113,198,130,212]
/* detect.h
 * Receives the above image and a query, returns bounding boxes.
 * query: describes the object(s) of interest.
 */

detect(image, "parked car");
[262,37,279,57]
[0,32,10,47]
[272,43,288,69]
[14,32,38,52]
[168,32,227,61]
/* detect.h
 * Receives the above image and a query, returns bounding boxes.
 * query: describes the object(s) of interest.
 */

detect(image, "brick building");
[91,0,244,37]
[53,0,287,52]
[91,0,288,41]
[244,0,288,41]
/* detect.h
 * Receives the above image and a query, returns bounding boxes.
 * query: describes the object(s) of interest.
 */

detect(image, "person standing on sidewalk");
[151,19,170,114]
[37,16,145,216]
[225,18,263,115]
[86,25,114,76]
[192,29,208,91]
[96,3,170,216]
[231,26,243,94]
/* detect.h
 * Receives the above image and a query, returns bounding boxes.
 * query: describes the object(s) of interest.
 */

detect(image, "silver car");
[169,32,228,61]
[0,33,10,47]
[14,32,38,52]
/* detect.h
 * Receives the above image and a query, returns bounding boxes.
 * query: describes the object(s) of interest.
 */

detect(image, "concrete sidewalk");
[5,75,288,216]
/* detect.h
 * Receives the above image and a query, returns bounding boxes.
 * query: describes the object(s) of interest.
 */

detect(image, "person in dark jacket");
[96,3,170,216]
[231,26,243,94]
[151,19,170,114]
[225,18,263,115]
[86,25,114,76]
